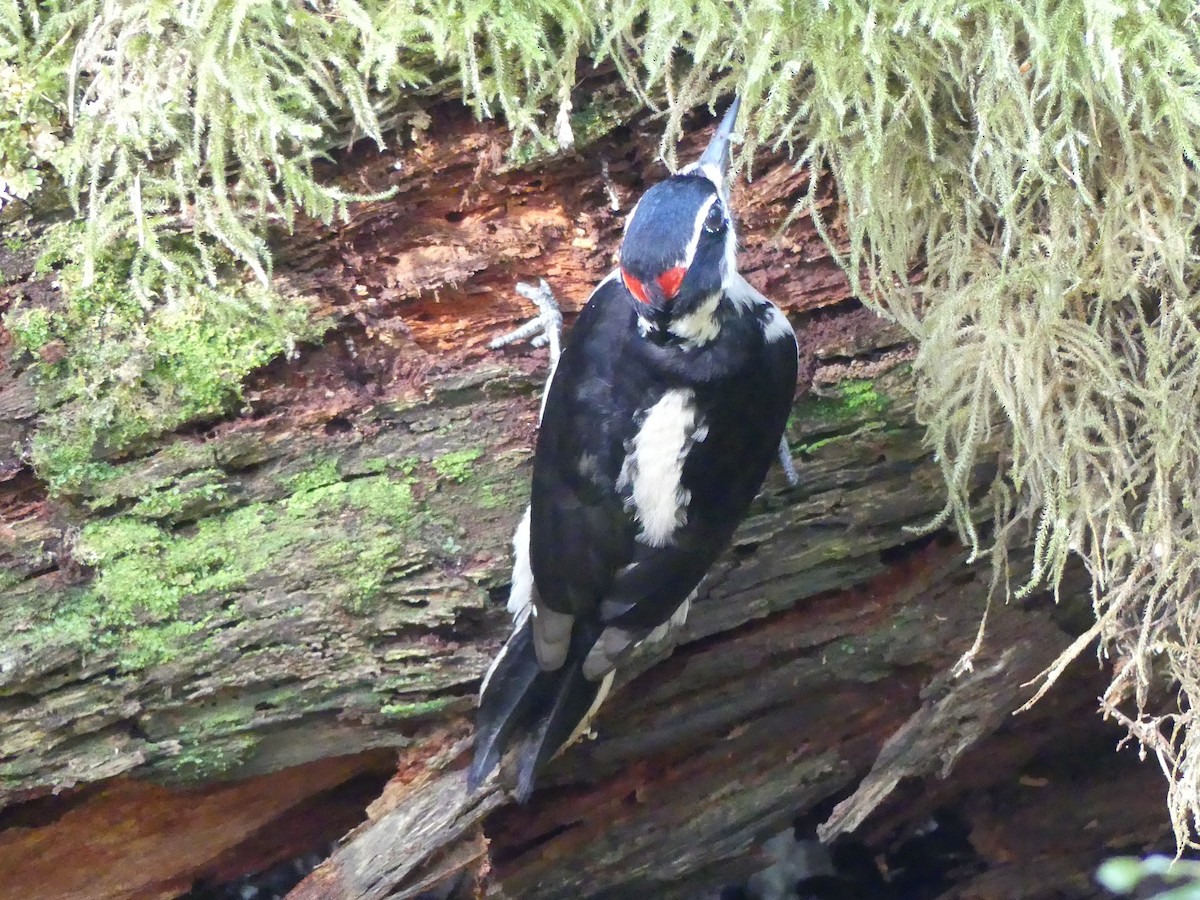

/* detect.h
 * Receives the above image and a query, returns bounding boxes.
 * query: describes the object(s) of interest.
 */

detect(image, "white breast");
[617,388,707,547]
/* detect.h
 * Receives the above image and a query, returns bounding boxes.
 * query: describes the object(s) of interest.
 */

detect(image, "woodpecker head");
[619,97,741,328]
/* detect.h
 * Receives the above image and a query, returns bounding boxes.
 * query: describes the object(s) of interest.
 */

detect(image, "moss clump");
[838,380,888,416]
[0,17,65,208]
[6,237,324,495]
[285,458,343,496]
[792,380,891,435]
[6,305,52,352]
[39,462,419,670]
[432,448,483,483]
[128,470,231,522]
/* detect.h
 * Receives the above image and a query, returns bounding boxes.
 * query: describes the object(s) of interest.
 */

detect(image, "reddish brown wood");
[0,98,1168,900]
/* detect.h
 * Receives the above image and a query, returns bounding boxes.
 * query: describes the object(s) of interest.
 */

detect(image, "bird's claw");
[490,279,563,367]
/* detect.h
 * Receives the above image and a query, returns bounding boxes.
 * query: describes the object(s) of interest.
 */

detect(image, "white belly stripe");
[617,388,705,547]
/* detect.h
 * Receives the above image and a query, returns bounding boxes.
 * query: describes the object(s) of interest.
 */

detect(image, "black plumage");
[532,278,796,628]
[471,98,799,800]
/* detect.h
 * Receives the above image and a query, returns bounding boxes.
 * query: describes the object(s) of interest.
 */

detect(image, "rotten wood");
[288,544,1141,900]
[0,102,856,808]
[0,98,1166,900]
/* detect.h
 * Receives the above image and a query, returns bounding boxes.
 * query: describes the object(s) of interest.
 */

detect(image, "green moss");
[838,380,888,416]
[0,569,24,594]
[793,435,841,457]
[477,482,508,510]
[166,733,260,782]
[379,697,458,719]
[432,448,483,483]
[793,379,891,434]
[285,469,415,522]
[154,701,271,781]
[71,515,241,668]
[128,470,230,521]
[6,306,53,353]
[27,458,424,669]
[20,239,325,496]
[0,28,67,208]
[285,458,342,496]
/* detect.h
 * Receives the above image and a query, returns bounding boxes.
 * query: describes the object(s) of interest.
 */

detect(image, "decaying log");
[0,99,1168,899]
[287,542,1154,900]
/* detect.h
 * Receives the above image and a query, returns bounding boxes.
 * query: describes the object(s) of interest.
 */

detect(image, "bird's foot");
[489,279,563,368]
[778,436,799,487]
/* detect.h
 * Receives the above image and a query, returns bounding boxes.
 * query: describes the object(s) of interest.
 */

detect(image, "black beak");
[695,95,741,178]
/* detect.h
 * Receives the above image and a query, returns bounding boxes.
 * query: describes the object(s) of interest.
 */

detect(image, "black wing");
[529,277,798,633]
[529,275,643,619]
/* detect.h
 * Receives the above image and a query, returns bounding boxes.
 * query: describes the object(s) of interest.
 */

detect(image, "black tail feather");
[470,617,602,801]
[513,656,599,802]
[468,617,540,791]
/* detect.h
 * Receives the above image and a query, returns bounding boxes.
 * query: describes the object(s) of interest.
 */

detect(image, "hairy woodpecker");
[471,98,799,800]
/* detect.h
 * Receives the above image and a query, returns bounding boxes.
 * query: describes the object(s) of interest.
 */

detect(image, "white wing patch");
[479,505,536,696]
[617,389,706,547]
[582,595,695,680]
[763,304,796,343]
[531,603,573,670]
[506,506,535,618]
[680,195,719,272]
[502,504,574,671]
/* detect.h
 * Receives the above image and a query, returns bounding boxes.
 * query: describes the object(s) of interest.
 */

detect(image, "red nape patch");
[622,268,651,304]
[656,266,687,299]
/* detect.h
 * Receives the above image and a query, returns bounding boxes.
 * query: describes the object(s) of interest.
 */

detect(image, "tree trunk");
[0,100,1168,900]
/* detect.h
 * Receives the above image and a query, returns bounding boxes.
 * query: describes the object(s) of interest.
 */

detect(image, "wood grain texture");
[0,98,1161,900]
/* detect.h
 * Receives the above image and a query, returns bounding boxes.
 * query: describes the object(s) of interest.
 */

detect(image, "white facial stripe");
[623,196,643,238]
[616,389,706,547]
[677,194,719,273]
[721,220,740,296]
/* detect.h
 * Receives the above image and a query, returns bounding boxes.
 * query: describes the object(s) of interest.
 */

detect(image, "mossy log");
[0,103,1168,899]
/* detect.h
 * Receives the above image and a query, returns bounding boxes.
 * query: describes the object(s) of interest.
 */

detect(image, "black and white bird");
[471,98,799,800]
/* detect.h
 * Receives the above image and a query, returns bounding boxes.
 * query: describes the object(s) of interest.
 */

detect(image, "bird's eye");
[703,201,726,234]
